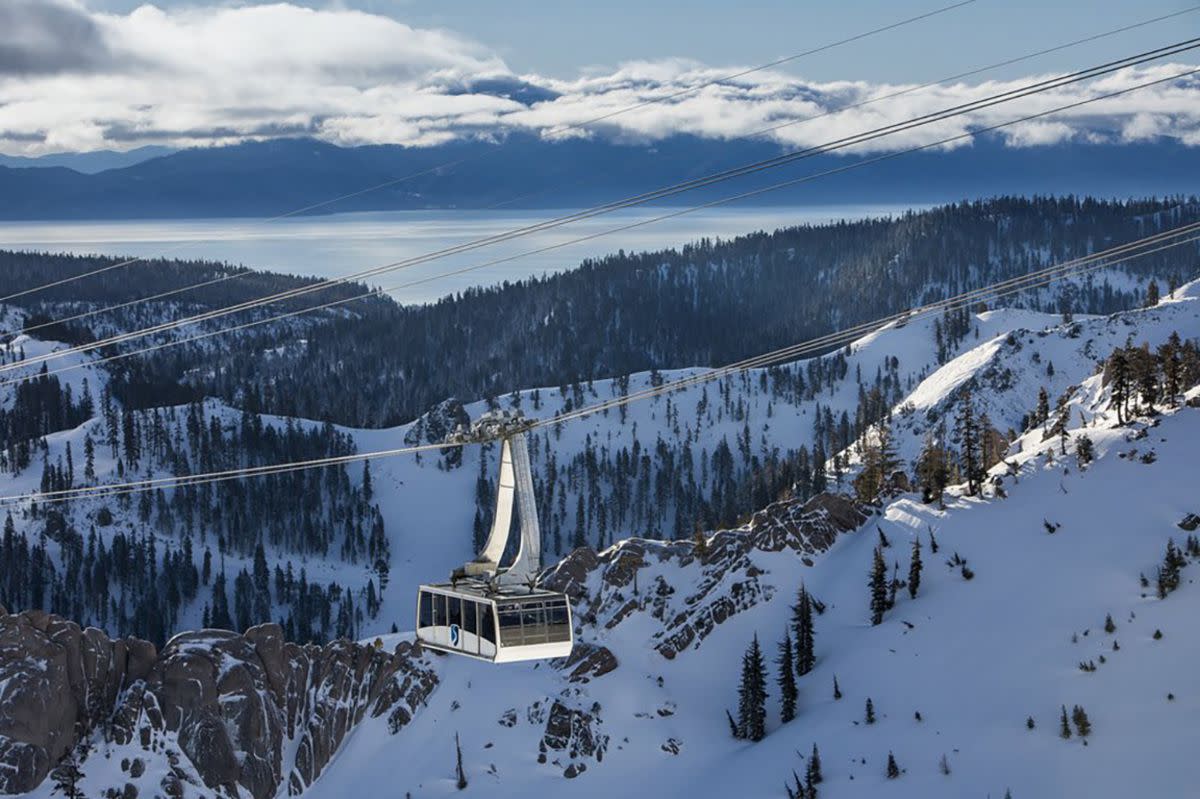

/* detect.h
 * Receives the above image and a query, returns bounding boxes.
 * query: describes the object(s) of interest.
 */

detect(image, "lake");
[0,205,919,305]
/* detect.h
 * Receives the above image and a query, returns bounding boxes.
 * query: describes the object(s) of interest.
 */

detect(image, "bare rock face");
[744,493,867,554]
[0,612,152,794]
[544,493,866,661]
[540,699,607,778]
[0,615,438,799]
[558,642,618,683]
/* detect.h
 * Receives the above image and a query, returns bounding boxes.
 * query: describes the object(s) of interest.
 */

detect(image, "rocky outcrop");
[544,493,866,661]
[403,398,470,447]
[0,615,438,798]
[558,642,618,684]
[0,611,155,794]
[403,398,470,467]
[538,699,607,779]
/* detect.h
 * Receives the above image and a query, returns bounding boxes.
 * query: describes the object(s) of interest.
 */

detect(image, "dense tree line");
[0,393,388,645]
[1101,332,1200,423]
[0,509,371,645]
[4,197,1195,428]
[0,364,94,472]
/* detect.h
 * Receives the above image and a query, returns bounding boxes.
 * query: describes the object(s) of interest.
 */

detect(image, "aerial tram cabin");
[416,411,574,663]
[416,583,572,663]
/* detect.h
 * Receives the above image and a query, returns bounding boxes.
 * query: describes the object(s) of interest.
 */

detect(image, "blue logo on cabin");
[450,624,460,647]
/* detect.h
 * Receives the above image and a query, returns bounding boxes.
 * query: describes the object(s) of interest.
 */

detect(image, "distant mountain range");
[0,145,175,174]
[0,134,1197,219]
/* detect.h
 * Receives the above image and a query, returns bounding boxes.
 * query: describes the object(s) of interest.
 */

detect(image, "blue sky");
[84,0,1199,81]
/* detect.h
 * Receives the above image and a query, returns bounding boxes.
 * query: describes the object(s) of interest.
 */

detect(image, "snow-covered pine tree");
[1075,433,1095,468]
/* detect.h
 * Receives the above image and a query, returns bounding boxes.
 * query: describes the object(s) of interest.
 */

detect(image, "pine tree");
[869,546,888,625]
[908,535,923,599]
[738,634,769,742]
[1157,539,1185,598]
[955,390,983,496]
[1059,706,1072,739]
[82,435,96,483]
[1075,434,1095,468]
[1146,279,1160,307]
[1107,348,1131,425]
[572,494,587,550]
[807,743,823,785]
[833,675,842,700]
[915,430,949,506]
[777,631,798,723]
[886,751,900,779]
[726,709,740,739]
[1071,705,1091,738]
[210,571,233,630]
[455,732,468,790]
[51,746,85,799]
[865,697,876,724]
[1160,332,1183,406]
[793,585,815,676]
[1035,386,1051,427]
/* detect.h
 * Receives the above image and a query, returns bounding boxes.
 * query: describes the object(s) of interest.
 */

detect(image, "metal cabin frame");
[415,581,572,663]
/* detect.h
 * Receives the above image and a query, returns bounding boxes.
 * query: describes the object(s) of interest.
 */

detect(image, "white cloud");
[1003,120,1076,148]
[1121,112,1169,142]
[1,2,1198,156]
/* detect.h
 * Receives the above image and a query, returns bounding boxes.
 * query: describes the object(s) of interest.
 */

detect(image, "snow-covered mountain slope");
[309,368,1200,799]
[3,281,1199,651]
[889,279,1200,466]
[2,276,1198,797]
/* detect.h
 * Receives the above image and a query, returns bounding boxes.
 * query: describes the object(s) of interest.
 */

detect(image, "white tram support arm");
[500,431,541,585]
[449,410,543,585]
[473,438,515,572]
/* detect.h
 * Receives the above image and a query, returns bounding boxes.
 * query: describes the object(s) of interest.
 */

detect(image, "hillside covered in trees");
[3,196,1197,428]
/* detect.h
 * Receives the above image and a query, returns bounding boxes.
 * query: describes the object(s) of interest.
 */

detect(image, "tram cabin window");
[418,592,432,628]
